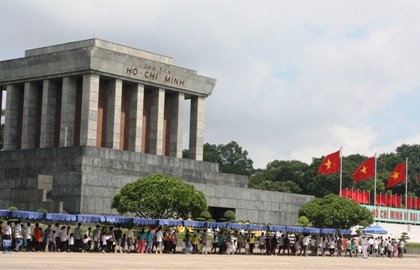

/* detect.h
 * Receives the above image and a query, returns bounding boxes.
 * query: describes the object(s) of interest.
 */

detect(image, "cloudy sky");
[1,0,420,168]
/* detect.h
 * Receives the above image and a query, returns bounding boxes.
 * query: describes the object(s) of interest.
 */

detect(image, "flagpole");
[374,153,377,206]
[339,146,343,196]
[405,157,408,210]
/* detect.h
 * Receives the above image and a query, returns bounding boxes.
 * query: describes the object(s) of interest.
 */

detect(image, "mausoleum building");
[0,39,313,225]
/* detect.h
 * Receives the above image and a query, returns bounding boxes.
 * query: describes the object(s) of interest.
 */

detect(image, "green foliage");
[204,141,254,176]
[223,210,236,221]
[400,232,410,243]
[198,210,212,220]
[8,206,17,211]
[359,220,370,228]
[299,194,373,229]
[183,141,254,176]
[111,174,207,219]
[37,208,48,213]
[297,216,311,227]
[247,144,420,199]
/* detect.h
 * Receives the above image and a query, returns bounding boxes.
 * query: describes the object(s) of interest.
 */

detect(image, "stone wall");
[0,146,313,225]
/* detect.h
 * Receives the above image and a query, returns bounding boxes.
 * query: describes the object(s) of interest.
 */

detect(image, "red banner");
[407,197,413,209]
[386,194,393,207]
[381,193,387,207]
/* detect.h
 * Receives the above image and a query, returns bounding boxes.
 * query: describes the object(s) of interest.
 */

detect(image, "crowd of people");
[0,220,405,258]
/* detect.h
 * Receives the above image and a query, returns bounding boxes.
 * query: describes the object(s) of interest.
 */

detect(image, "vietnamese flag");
[352,157,375,182]
[318,150,340,174]
[386,162,406,188]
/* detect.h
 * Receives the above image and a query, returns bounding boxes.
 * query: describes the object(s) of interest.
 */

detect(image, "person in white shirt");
[14,221,23,251]
[362,237,369,259]
[155,227,163,254]
[302,235,309,256]
[25,223,32,251]
[373,238,379,257]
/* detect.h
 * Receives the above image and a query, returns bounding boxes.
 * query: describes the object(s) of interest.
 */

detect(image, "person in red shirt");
[34,223,43,251]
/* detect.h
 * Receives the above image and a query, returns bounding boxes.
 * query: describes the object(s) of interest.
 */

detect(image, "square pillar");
[60,77,77,147]
[168,92,184,158]
[189,96,205,161]
[40,79,57,148]
[148,88,165,155]
[104,79,122,149]
[127,83,144,152]
[80,74,99,146]
[4,84,22,150]
[21,82,40,149]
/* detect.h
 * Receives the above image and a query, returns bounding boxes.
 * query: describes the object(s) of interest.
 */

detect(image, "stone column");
[169,92,184,158]
[4,85,21,150]
[80,74,99,146]
[127,83,144,152]
[189,96,205,161]
[21,82,39,149]
[40,79,57,148]
[60,77,77,147]
[149,88,165,155]
[105,79,122,149]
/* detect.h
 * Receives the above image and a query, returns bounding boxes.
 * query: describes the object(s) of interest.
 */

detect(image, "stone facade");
[0,39,313,225]
[0,146,312,225]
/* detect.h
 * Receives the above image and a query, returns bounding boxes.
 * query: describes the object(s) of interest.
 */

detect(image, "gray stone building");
[0,39,313,225]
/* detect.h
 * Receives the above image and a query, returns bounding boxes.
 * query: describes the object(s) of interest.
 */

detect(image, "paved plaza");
[1,252,419,270]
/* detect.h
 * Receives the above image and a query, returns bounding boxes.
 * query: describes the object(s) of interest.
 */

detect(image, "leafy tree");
[208,141,254,176]
[111,174,207,219]
[249,160,306,193]
[299,194,373,229]
[183,141,254,176]
[358,220,370,228]
[297,216,312,227]
[221,210,235,222]
[196,210,212,221]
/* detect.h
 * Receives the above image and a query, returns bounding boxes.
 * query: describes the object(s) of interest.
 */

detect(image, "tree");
[217,141,254,176]
[299,194,373,229]
[221,210,235,222]
[297,216,312,227]
[196,210,212,221]
[185,141,254,176]
[111,174,207,219]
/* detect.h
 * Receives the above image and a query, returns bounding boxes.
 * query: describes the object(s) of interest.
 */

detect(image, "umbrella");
[363,225,387,235]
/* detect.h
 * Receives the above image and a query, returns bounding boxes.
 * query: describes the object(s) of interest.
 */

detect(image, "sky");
[1,0,420,169]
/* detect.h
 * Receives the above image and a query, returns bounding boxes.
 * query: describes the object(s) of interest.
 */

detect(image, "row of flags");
[317,150,407,189]
[340,188,370,204]
[374,193,402,208]
[341,189,420,210]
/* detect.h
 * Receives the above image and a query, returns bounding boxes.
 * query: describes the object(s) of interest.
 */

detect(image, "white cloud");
[1,0,420,168]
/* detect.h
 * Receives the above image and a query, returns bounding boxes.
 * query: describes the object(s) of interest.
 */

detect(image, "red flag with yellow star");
[386,162,406,188]
[318,150,340,174]
[352,157,375,182]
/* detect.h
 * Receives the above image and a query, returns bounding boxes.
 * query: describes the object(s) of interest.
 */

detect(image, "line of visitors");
[0,220,405,258]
